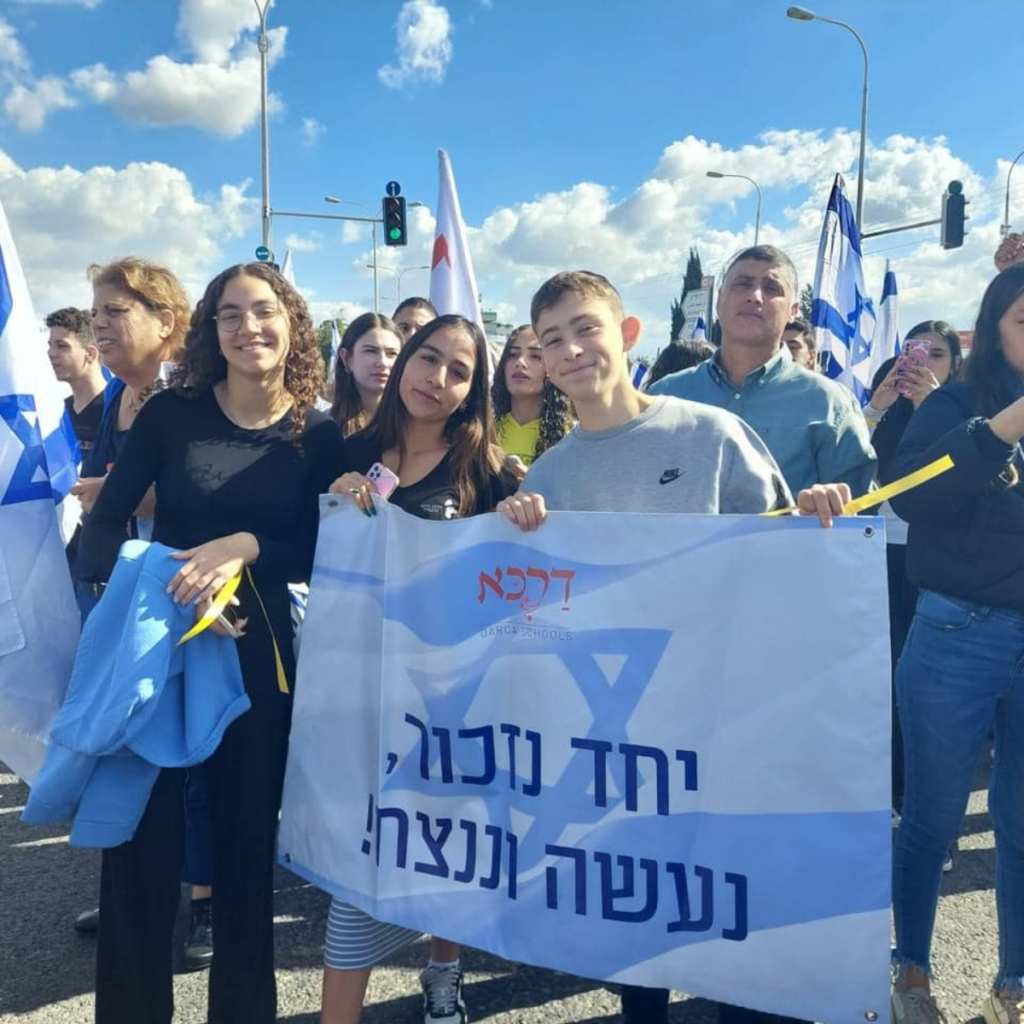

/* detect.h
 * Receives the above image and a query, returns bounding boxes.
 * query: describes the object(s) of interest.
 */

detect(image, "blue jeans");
[893,589,1024,992]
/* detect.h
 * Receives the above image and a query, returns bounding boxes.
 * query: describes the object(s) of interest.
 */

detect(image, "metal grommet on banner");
[865,1012,879,1022]
[863,526,875,538]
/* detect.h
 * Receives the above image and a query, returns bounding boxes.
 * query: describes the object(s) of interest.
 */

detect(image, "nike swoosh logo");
[660,469,682,484]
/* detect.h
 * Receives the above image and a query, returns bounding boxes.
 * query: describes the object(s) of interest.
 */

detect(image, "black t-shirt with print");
[342,434,517,520]
[65,392,105,455]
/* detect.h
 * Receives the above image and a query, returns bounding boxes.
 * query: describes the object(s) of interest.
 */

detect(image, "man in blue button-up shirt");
[649,245,876,498]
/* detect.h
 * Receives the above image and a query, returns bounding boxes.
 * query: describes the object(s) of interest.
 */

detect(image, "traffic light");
[383,196,407,247]
[940,180,967,250]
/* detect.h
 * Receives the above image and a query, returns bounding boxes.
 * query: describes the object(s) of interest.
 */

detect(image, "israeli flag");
[631,361,648,391]
[327,319,341,385]
[0,195,80,783]
[811,175,877,405]
[868,260,900,384]
[689,315,708,343]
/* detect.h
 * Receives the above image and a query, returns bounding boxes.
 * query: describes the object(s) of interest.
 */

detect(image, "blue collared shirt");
[648,347,877,496]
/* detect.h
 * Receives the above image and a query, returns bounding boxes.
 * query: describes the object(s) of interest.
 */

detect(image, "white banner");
[280,502,891,1023]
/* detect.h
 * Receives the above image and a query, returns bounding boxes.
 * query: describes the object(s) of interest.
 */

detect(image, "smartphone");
[366,462,400,499]
[896,337,930,394]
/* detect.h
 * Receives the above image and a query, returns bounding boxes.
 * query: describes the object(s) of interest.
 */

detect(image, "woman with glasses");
[77,262,345,1024]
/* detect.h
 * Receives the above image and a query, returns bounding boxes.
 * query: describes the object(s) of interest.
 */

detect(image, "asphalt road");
[0,754,995,1023]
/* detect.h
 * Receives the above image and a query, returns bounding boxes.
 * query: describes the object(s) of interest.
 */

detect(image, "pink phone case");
[896,338,930,393]
[367,462,400,498]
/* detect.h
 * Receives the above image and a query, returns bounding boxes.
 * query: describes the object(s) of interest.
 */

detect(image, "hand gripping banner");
[279,501,891,1023]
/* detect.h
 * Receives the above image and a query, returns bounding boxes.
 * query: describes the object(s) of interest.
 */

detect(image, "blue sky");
[2,0,1022,356]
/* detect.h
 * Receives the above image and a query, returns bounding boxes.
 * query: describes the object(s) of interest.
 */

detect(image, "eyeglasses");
[213,305,282,333]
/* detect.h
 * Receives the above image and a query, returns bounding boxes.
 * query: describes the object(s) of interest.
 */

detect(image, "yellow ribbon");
[245,567,290,695]
[177,571,242,645]
[763,454,955,518]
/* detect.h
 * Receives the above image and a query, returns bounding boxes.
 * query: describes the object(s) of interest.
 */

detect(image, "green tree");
[669,248,704,341]
[799,283,814,322]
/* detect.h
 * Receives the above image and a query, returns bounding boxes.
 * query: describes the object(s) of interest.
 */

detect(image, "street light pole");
[369,265,430,304]
[706,171,762,245]
[254,0,272,253]
[326,198,380,312]
[1003,150,1024,236]
[787,6,869,232]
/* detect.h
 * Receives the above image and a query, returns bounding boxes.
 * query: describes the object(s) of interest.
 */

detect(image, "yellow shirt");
[497,415,542,466]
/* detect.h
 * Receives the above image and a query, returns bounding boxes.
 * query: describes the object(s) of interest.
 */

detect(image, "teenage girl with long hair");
[321,314,518,1024]
[887,266,1024,1024]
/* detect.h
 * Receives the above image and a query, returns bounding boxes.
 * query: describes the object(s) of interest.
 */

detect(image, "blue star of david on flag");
[810,174,877,406]
[0,395,53,505]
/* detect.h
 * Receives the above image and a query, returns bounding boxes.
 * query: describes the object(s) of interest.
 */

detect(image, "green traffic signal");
[382,195,408,247]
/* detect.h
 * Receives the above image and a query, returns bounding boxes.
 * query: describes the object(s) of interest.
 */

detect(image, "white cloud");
[0,18,30,74]
[0,147,257,313]
[176,0,260,65]
[4,1,287,135]
[378,0,453,90]
[430,129,1009,355]
[100,30,287,137]
[301,117,325,144]
[284,232,322,253]
[4,76,76,131]
[69,62,117,102]
[308,299,369,327]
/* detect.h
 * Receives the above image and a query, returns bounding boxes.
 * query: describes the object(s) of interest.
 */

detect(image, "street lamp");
[254,0,272,252]
[1003,150,1024,236]
[369,265,430,304]
[706,171,762,246]
[787,6,869,232]
[326,197,380,312]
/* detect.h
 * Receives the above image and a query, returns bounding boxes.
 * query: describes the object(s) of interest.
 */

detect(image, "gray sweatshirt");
[523,396,792,514]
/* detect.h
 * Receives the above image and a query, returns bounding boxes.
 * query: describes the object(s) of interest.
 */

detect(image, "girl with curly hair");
[492,324,572,471]
[77,262,344,1024]
[329,311,404,437]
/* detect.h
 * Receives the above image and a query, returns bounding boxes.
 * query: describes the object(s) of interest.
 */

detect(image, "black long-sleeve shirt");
[77,389,346,666]
[887,381,1024,611]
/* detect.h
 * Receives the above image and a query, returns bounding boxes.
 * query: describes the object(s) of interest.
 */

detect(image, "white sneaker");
[982,991,1024,1024]
[420,964,467,1024]
[891,988,949,1024]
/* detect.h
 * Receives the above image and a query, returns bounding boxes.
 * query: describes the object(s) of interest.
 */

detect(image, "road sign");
[385,181,401,197]
[255,245,271,261]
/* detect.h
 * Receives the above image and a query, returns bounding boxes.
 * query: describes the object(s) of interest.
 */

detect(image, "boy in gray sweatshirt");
[497,270,852,1024]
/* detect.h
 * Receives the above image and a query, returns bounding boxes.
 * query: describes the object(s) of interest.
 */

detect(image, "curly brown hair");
[491,325,573,460]
[172,262,325,443]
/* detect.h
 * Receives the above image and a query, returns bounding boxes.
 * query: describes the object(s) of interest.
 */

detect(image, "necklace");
[126,388,139,413]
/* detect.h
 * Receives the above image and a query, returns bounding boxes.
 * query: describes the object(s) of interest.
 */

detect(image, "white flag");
[430,149,485,337]
[689,315,708,343]
[868,261,900,385]
[0,194,80,783]
[281,249,296,286]
[811,175,877,406]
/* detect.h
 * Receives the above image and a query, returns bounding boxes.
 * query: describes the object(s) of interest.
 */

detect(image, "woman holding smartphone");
[322,314,517,1024]
[887,266,1024,1024]
[78,262,344,1024]
[867,322,963,824]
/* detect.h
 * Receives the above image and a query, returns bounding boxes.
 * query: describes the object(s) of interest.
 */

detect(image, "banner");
[0,194,80,783]
[280,503,891,1024]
